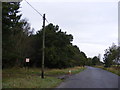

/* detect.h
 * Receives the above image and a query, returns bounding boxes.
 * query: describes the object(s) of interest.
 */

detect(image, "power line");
[45,18,49,23]
[24,0,42,17]
[24,0,49,24]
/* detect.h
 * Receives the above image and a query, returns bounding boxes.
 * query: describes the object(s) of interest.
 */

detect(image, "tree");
[2,2,22,68]
[2,2,33,68]
[103,43,119,67]
[86,58,92,66]
[80,51,87,66]
[30,23,88,68]
[92,56,100,65]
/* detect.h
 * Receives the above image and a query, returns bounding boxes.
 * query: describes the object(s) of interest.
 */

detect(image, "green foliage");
[92,56,101,65]
[2,3,89,68]
[2,2,22,68]
[31,23,88,68]
[86,58,92,66]
[103,43,120,67]
[2,2,33,68]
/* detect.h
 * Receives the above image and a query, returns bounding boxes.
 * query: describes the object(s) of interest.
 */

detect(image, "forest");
[2,2,119,69]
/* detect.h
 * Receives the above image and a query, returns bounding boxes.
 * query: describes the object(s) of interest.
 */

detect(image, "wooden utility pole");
[41,14,45,78]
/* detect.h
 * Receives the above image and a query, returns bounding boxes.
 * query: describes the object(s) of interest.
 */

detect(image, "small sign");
[26,58,30,62]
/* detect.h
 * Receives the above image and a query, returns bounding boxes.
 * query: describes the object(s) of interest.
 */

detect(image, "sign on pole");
[26,58,30,62]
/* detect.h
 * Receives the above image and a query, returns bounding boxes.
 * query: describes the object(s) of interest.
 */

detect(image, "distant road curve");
[57,66,119,88]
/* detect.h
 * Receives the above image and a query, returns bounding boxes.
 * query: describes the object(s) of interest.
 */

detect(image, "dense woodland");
[2,2,119,68]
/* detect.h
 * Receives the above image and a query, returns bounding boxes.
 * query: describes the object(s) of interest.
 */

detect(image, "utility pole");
[41,14,45,78]
[98,54,101,61]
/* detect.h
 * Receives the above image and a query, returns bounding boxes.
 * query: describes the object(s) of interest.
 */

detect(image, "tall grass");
[2,66,86,88]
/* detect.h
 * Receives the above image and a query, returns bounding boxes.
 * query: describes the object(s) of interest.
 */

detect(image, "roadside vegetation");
[99,43,120,76]
[2,66,86,88]
[93,43,120,76]
[95,65,120,76]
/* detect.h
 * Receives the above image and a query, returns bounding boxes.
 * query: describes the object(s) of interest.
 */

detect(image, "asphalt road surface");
[57,66,119,88]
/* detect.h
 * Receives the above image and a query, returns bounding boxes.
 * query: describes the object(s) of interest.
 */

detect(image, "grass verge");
[2,66,86,88]
[95,65,120,76]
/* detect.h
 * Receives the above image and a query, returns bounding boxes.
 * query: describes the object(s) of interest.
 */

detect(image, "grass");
[2,66,86,88]
[95,65,120,76]
[3,75,61,88]
[45,66,85,76]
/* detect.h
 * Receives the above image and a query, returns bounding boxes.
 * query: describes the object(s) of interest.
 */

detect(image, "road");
[57,66,119,88]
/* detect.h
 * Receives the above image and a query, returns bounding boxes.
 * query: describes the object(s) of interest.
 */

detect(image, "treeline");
[2,2,102,68]
[30,24,88,68]
[103,43,120,67]
[2,2,34,68]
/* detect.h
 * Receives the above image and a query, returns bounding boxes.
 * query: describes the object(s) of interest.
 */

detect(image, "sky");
[20,0,118,61]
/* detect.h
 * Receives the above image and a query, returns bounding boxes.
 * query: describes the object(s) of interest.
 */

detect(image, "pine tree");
[2,2,22,68]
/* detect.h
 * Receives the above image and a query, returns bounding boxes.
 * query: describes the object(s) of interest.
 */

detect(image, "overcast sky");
[20,0,118,61]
